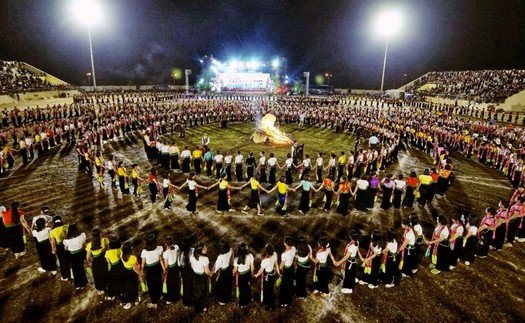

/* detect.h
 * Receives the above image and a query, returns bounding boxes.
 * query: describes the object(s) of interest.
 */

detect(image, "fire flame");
[254,114,292,145]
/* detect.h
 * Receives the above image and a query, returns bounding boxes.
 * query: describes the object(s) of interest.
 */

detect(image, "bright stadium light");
[272,59,280,68]
[74,0,102,91]
[376,9,402,93]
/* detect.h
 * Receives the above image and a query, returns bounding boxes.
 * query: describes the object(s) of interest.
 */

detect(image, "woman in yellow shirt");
[104,236,123,301]
[208,173,241,214]
[50,216,69,281]
[86,227,109,295]
[241,173,269,216]
[117,161,129,195]
[267,176,293,216]
[120,242,141,310]
[417,169,434,206]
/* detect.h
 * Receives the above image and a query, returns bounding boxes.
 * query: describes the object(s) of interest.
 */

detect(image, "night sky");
[1,0,524,89]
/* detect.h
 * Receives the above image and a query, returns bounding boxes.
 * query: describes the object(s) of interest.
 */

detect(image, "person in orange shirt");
[2,201,30,258]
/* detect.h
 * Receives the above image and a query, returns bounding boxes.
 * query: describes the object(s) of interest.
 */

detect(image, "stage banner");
[218,73,271,91]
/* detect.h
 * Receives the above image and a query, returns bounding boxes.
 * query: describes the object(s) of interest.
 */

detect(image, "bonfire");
[251,114,293,145]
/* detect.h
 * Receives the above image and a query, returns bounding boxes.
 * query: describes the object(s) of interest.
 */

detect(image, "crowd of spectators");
[407,70,525,103]
[0,60,56,95]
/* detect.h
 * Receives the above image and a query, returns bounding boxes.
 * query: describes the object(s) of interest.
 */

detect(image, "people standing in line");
[213,239,233,306]
[233,242,254,308]
[86,227,109,295]
[334,229,360,294]
[140,234,165,309]
[63,223,88,290]
[311,236,335,296]
[120,241,141,309]
[50,215,70,281]
[278,236,296,308]
[190,242,212,313]
[254,243,279,312]
[32,218,57,275]
[2,201,30,259]
[162,236,180,305]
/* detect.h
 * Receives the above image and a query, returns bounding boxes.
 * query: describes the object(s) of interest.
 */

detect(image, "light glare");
[75,0,102,25]
[377,10,401,37]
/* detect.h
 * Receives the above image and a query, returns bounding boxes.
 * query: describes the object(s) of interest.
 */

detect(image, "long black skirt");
[170,154,180,170]
[355,189,368,211]
[216,266,233,304]
[280,267,294,306]
[146,263,163,304]
[269,167,277,185]
[366,187,377,209]
[56,244,70,280]
[418,184,431,206]
[323,189,333,210]
[362,257,381,286]
[187,189,197,212]
[298,190,311,212]
[35,239,57,272]
[449,239,463,267]
[337,192,350,216]
[260,167,267,184]
[122,268,139,303]
[193,273,208,312]
[435,242,450,271]
[494,225,506,250]
[236,164,243,181]
[460,236,477,263]
[217,189,230,211]
[403,186,416,208]
[238,272,252,307]
[380,187,393,210]
[181,266,194,307]
[295,264,310,298]
[247,189,260,210]
[6,224,24,254]
[393,189,403,209]
[70,250,88,288]
[436,176,449,195]
[342,260,357,289]
[182,158,191,173]
[262,273,276,311]
[276,193,287,216]
[92,254,108,292]
[382,256,397,285]
[107,261,124,297]
[315,265,330,294]
[165,265,181,302]
[401,247,416,277]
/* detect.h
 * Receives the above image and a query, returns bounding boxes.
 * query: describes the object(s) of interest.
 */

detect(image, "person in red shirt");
[2,201,30,258]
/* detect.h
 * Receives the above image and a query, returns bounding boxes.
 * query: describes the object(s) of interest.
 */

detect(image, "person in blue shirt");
[203,148,214,176]
[293,174,321,214]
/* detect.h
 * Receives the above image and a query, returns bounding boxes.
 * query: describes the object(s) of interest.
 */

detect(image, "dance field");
[1,121,524,323]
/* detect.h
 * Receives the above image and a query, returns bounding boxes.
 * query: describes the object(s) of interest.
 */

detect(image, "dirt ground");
[1,121,524,323]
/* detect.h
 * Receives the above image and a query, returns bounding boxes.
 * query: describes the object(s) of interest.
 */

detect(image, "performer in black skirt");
[382,230,398,288]
[425,215,450,274]
[105,235,123,300]
[460,214,478,266]
[241,173,269,216]
[254,243,279,311]
[294,236,312,299]
[121,241,141,310]
[398,219,416,278]
[321,175,335,212]
[233,242,254,308]
[278,236,296,307]
[177,173,208,215]
[208,173,241,214]
[448,214,465,270]
[190,242,212,313]
[312,236,335,295]
[178,239,194,308]
[493,200,508,251]
[213,239,233,305]
[359,230,382,289]
[267,177,292,216]
[476,207,495,258]
[32,218,57,275]
[403,172,419,208]
[50,216,70,281]
[63,224,88,290]
[353,174,370,212]
[379,174,394,210]
[162,236,180,304]
[334,229,359,294]
[148,168,159,203]
[392,174,406,209]
[234,150,244,181]
[140,234,165,309]
[336,175,352,216]
[2,201,30,259]
[293,174,321,214]
[267,153,280,185]
[246,152,256,180]
[258,151,267,184]
[85,227,109,295]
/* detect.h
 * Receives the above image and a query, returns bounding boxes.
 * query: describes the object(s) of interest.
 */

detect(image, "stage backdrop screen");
[218,73,271,91]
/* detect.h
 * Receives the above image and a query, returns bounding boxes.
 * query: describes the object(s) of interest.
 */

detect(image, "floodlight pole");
[380,39,389,93]
[185,69,192,93]
[88,25,97,91]
[303,71,310,96]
